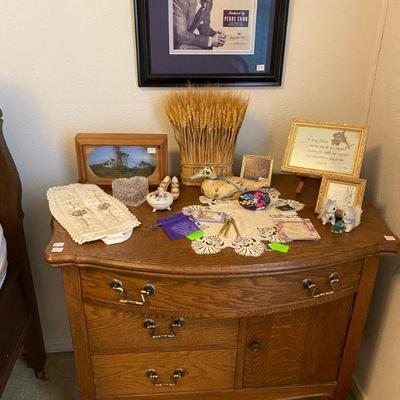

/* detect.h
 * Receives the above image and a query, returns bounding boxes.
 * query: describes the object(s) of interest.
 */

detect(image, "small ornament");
[171,176,180,200]
[332,219,345,234]
[318,199,337,225]
[238,191,271,211]
[342,205,363,232]
[112,177,148,207]
[146,190,174,212]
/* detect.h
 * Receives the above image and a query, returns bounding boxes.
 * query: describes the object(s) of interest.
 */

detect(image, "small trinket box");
[238,191,271,211]
[112,177,149,207]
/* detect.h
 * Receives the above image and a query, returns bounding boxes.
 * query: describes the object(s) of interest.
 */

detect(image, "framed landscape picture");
[315,176,367,214]
[75,134,168,185]
[282,119,368,179]
[134,0,290,86]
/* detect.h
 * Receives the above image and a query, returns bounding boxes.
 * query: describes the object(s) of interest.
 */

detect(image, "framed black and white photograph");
[134,0,290,87]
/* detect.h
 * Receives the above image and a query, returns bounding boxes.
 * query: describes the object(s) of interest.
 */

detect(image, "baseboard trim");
[45,342,73,353]
[352,376,367,400]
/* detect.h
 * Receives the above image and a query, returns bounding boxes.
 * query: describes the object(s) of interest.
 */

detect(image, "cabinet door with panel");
[243,295,354,388]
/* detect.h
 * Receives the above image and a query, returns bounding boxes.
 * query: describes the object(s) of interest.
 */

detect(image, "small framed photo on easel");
[315,176,367,214]
[240,155,273,186]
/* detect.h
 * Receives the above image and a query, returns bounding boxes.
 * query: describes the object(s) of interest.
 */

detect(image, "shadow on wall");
[356,254,400,387]
[362,145,382,201]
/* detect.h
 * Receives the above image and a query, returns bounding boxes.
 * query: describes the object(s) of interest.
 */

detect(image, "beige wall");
[354,0,400,399]
[0,0,389,356]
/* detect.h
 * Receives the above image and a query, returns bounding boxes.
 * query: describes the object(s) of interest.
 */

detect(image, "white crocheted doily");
[184,189,304,257]
[47,184,141,244]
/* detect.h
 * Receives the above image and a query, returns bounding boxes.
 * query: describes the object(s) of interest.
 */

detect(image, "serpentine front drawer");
[80,261,362,317]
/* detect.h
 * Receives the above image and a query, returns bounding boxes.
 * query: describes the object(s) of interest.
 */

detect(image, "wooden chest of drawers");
[44,176,400,400]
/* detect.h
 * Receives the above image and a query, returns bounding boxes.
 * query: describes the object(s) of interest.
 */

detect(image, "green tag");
[268,243,289,253]
[186,230,205,241]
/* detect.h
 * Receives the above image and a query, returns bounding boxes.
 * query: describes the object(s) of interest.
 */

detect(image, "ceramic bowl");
[146,190,174,212]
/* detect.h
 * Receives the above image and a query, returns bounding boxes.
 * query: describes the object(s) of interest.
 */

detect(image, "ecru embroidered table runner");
[47,184,140,244]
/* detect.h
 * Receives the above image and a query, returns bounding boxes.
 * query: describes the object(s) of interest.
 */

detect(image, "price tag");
[147,147,156,154]
[268,243,289,253]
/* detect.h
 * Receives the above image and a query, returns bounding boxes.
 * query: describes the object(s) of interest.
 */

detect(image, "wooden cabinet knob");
[249,340,262,352]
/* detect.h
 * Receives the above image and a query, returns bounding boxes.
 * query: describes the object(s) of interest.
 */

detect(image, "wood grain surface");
[92,349,236,396]
[84,302,238,354]
[80,261,361,317]
[45,175,400,275]
[243,295,354,388]
[94,384,335,400]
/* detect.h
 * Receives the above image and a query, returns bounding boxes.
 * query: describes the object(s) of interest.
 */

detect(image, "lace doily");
[184,190,304,257]
[47,184,141,244]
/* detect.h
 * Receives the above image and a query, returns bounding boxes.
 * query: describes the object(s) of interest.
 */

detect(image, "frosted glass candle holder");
[112,177,149,207]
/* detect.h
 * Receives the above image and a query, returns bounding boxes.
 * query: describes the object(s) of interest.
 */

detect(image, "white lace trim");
[183,191,304,257]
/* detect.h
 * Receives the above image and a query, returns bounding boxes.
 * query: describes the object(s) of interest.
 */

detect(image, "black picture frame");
[134,0,290,87]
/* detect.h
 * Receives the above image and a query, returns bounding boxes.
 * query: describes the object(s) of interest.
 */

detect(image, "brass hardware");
[143,317,185,339]
[110,279,156,306]
[146,368,186,387]
[302,272,340,298]
[249,340,262,352]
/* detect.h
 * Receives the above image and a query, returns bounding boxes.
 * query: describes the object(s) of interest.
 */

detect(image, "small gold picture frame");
[240,155,273,186]
[282,119,367,179]
[315,176,367,214]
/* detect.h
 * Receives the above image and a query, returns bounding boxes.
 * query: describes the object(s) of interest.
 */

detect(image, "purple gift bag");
[154,212,200,240]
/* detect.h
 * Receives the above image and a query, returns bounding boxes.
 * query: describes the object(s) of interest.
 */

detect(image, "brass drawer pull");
[302,272,340,298]
[143,317,185,339]
[110,279,156,306]
[146,368,186,387]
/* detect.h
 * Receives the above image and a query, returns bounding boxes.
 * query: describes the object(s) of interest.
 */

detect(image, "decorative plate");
[238,191,271,211]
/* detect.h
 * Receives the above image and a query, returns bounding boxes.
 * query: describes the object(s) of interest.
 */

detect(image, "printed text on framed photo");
[75,134,168,186]
[134,0,290,86]
[282,119,367,179]
[315,176,367,214]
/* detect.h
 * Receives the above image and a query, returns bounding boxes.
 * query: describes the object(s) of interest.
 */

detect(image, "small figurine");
[342,205,363,232]
[318,199,337,226]
[171,176,180,200]
[190,166,270,200]
[146,190,174,212]
[332,218,345,234]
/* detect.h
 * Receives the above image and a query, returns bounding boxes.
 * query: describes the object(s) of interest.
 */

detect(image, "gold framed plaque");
[282,119,367,179]
[315,176,367,214]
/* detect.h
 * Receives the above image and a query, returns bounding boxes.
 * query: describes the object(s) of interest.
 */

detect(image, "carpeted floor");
[2,352,357,400]
[3,353,79,400]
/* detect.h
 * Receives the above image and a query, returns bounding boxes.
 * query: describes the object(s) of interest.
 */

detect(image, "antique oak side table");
[44,175,399,400]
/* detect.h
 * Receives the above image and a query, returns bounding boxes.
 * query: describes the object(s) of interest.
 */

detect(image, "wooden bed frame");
[0,109,46,395]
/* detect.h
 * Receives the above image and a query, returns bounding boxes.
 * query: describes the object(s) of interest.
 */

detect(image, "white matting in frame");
[282,119,367,179]
[315,176,367,214]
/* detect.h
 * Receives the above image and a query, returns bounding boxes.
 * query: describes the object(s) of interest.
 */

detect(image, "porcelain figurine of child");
[318,199,337,226]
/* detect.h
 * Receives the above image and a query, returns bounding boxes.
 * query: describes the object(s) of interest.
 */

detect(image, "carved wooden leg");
[62,267,96,400]
[334,255,380,400]
[24,314,46,379]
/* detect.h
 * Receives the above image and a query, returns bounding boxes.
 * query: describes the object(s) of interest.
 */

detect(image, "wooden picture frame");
[75,134,168,186]
[240,154,273,185]
[134,0,290,87]
[282,119,367,179]
[315,176,367,214]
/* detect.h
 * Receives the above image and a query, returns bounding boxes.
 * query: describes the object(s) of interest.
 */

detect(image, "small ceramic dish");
[238,191,271,211]
[146,190,174,212]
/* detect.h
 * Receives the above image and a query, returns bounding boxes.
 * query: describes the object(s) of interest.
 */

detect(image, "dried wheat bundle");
[166,87,249,186]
